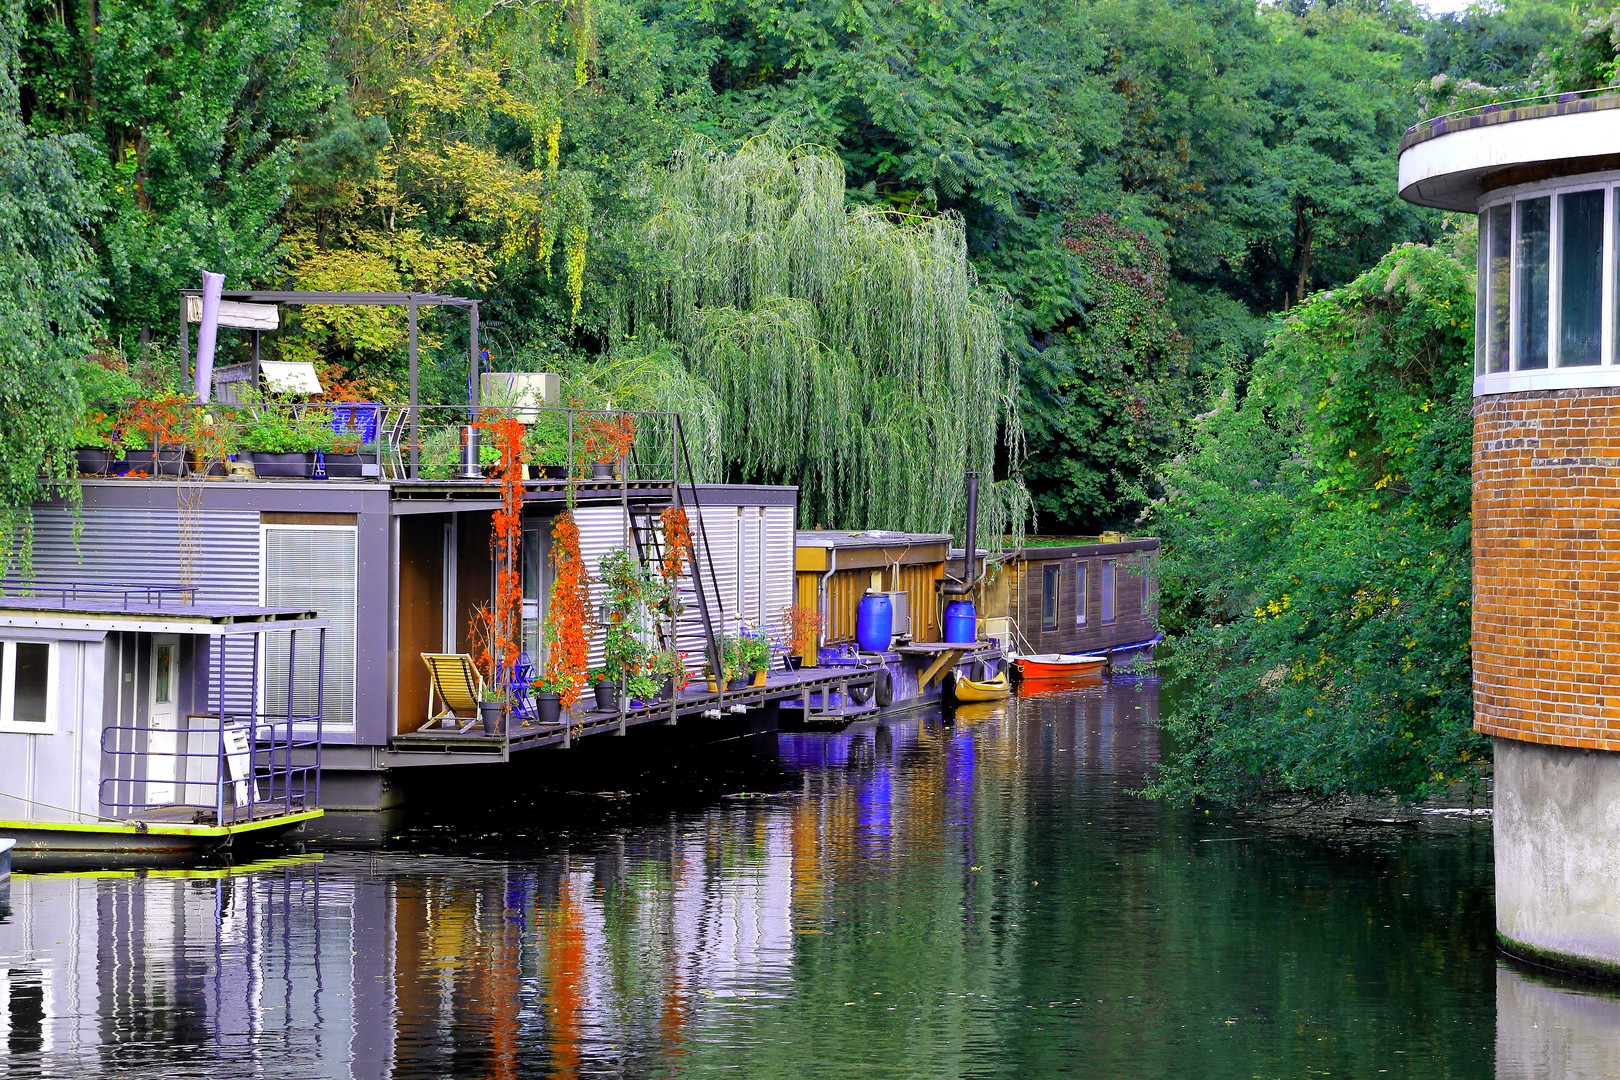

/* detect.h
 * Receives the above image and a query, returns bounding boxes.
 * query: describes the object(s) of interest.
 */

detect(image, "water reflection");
[1497,962,1620,1079]
[0,679,1530,1078]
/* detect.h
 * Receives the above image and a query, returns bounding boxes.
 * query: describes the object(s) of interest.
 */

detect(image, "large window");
[1561,190,1605,365]
[1075,563,1088,627]
[0,640,53,733]
[261,525,357,729]
[1479,180,1619,379]
[1041,565,1060,630]
[1516,197,1550,369]
[1486,202,1512,374]
[1101,561,1117,624]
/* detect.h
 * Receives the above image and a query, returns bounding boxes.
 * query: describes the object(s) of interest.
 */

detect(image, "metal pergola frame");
[177,290,483,477]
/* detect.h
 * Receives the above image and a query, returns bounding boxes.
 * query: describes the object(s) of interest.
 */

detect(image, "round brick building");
[1401,94,1620,975]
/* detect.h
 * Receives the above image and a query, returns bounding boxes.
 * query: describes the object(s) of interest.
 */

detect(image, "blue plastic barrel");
[855,591,893,653]
[943,600,977,644]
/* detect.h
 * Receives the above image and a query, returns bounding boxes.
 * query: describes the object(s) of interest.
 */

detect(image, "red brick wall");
[1474,387,1620,749]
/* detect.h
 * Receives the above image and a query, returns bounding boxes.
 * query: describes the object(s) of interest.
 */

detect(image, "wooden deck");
[386,666,884,760]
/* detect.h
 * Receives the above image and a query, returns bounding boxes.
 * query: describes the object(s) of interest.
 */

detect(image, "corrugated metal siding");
[574,505,628,669]
[25,502,264,723]
[763,507,794,636]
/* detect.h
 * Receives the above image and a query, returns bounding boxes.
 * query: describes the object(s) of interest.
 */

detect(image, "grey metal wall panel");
[574,505,627,669]
[764,505,795,639]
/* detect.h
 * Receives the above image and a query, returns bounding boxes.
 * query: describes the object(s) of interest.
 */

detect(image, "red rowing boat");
[1011,653,1107,681]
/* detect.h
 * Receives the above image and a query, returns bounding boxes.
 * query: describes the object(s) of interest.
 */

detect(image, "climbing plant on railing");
[480,414,527,684]
[583,411,635,467]
[543,510,592,711]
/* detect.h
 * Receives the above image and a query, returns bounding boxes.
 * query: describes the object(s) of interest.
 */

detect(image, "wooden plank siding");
[1009,541,1159,655]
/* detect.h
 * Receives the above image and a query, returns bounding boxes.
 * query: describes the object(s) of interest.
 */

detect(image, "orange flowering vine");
[544,509,593,710]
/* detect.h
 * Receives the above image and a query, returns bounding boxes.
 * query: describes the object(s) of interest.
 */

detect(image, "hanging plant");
[659,505,692,584]
[542,509,592,711]
[479,414,527,688]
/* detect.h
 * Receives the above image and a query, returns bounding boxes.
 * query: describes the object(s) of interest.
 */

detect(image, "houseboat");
[19,289,888,811]
[0,582,325,860]
[977,535,1162,673]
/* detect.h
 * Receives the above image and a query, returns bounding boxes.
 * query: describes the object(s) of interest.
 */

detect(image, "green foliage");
[1023,215,1193,532]
[236,401,337,454]
[0,0,101,574]
[1148,244,1479,805]
[71,356,143,449]
[620,138,1028,542]
[20,0,336,337]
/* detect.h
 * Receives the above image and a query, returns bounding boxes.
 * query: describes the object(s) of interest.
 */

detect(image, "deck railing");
[0,580,198,607]
[99,626,325,828]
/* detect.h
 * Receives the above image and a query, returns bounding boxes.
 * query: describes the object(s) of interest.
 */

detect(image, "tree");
[19,0,335,337]
[618,139,1027,539]
[0,0,102,572]
[1148,244,1478,805]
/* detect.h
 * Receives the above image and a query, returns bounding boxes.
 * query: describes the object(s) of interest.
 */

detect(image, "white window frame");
[1476,168,1620,396]
[0,639,58,734]
[259,523,359,730]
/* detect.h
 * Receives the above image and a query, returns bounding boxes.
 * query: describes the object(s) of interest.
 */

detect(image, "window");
[1101,560,1116,624]
[0,640,54,732]
[154,642,173,704]
[262,525,357,729]
[1486,202,1511,374]
[1041,565,1060,629]
[1516,196,1551,370]
[1560,189,1605,366]
[1141,558,1156,615]
[1075,563,1088,626]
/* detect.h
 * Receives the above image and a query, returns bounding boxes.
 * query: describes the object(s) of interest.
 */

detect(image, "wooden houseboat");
[983,535,1161,668]
[0,583,325,859]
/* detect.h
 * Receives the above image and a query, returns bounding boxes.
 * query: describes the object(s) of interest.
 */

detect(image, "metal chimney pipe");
[961,469,980,589]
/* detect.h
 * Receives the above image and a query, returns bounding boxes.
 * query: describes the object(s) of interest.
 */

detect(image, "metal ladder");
[614,416,724,732]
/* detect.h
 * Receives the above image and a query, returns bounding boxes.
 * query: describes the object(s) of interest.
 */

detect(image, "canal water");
[0,678,1614,1078]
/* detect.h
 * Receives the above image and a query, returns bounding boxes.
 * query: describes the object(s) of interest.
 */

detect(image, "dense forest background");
[6,0,1619,801]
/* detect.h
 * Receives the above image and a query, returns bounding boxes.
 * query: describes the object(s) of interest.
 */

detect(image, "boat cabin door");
[146,636,179,806]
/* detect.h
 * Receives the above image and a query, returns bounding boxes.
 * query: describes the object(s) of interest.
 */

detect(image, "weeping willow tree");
[618,139,1026,542]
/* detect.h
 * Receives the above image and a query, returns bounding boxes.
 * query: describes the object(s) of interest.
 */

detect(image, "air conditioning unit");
[881,590,911,641]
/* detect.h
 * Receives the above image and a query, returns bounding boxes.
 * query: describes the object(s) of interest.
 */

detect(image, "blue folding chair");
[330,403,380,444]
[505,651,537,724]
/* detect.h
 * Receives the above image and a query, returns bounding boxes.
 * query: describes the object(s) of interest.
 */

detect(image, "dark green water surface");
[0,678,1599,1079]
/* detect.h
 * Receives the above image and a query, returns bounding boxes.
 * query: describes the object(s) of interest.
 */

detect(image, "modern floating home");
[1399,90,1620,975]
[0,582,325,858]
[16,290,905,812]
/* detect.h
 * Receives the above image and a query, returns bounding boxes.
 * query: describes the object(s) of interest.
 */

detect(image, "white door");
[146,636,179,806]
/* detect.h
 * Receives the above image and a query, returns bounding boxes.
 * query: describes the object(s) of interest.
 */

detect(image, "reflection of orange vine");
[545,510,592,710]
[584,412,635,463]
[659,505,691,583]
[479,415,526,681]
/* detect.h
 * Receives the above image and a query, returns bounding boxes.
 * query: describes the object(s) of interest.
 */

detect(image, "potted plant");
[124,394,191,476]
[779,602,823,670]
[478,685,508,736]
[720,633,750,691]
[322,408,381,478]
[737,624,772,686]
[181,406,235,477]
[524,410,572,479]
[584,411,635,480]
[532,672,568,727]
[72,358,142,474]
[238,403,334,477]
[587,667,618,711]
[649,649,688,701]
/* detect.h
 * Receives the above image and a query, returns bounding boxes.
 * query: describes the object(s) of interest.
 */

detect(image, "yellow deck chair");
[421,653,484,733]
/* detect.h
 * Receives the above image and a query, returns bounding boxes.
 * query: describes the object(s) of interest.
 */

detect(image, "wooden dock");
[385,665,882,762]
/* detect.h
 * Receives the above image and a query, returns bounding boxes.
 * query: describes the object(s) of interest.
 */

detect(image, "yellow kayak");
[948,670,1010,704]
